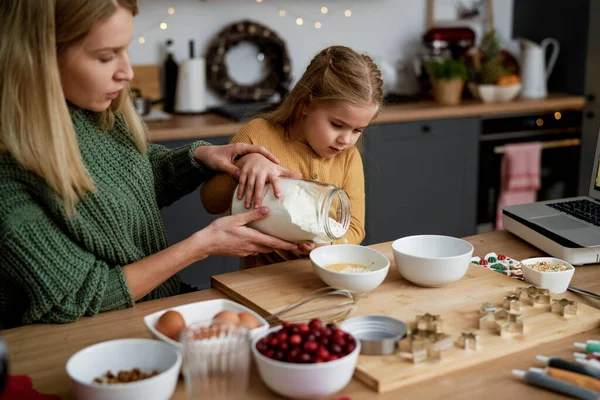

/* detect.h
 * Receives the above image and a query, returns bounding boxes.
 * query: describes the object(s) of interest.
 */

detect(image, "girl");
[0,0,299,327]
[201,45,384,269]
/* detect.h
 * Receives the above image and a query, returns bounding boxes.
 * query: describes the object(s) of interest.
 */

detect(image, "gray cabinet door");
[363,118,479,245]
[157,137,241,290]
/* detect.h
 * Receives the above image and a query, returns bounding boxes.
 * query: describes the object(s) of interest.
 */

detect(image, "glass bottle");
[231,178,352,243]
[163,39,178,113]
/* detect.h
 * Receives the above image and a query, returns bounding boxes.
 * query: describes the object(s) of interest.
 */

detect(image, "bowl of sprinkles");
[520,257,575,294]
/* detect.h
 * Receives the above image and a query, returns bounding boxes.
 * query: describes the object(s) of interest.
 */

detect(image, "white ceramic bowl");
[520,257,575,294]
[392,235,474,287]
[144,299,269,349]
[310,244,390,293]
[478,83,522,103]
[252,326,360,399]
[66,338,181,400]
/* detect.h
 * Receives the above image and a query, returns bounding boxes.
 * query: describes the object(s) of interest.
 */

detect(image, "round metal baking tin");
[341,316,407,355]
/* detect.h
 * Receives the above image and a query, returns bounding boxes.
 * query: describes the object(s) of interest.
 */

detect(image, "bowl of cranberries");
[252,318,360,399]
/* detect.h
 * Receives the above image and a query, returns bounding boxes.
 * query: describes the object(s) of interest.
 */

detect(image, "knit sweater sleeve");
[1,203,134,325]
[200,121,259,215]
[147,141,215,208]
[334,147,366,245]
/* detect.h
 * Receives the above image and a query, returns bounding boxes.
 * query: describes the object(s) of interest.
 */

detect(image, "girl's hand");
[196,207,298,257]
[235,153,302,208]
[290,242,330,258]
[193,143,279,177]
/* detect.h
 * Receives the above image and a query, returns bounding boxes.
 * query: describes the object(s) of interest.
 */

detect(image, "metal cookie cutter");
[551,298,578,317]
[516,286,551,306]
[502,294,522,312]
[479,302,498,330]
[456,331,480,350]
[415,313,444,333]
[494,309,525,337]
[404,314,453,363]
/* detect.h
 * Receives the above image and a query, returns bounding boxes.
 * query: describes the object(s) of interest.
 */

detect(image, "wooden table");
[3,231,599,399]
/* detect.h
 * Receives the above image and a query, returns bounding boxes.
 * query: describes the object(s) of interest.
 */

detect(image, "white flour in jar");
[232,180,348,243]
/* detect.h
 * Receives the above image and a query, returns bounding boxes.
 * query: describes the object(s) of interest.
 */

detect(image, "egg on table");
[238,312,261,329]
[155,310,186,341]
[211,310,240,327]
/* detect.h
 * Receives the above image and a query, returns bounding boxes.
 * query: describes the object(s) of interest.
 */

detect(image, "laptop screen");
[591,126,600,197]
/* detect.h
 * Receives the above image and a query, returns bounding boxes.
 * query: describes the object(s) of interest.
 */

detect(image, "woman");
[0,0,300,328]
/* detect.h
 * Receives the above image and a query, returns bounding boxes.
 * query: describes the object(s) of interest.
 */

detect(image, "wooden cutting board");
[212,241,600,393]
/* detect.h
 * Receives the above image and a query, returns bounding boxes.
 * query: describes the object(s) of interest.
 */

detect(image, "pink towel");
[495,142,542,229]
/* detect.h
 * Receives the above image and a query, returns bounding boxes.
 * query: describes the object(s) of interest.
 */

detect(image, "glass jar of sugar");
[230,178,351,243]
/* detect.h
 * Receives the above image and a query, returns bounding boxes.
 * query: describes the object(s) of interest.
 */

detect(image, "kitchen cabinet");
[362,118,479,245]
[157,136,240,290]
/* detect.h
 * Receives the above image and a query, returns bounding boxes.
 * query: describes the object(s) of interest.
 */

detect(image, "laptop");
[502,130,600,265]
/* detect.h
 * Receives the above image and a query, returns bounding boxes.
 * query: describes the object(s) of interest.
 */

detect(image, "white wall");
[130,0,514,107]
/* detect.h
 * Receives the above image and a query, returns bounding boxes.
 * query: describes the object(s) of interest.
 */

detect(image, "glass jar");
[231,178,351,243]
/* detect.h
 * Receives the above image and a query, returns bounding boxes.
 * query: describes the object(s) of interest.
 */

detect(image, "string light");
[167,7,175,15]
[321,6,328,14]
[315,21,322,28]
[279,9,286,16]
[256,0,263,2]
[160,22,168,30]
[296,17,304,25]
[138,36,145,44]
[344,9,352,17]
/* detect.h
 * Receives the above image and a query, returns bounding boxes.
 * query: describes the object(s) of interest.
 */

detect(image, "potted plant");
[426,58,467,106]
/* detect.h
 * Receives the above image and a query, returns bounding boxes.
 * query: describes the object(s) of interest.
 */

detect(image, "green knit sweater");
[0,107,213,327]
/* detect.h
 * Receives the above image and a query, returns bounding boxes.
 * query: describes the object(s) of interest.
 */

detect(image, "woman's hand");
[193,143,279,177]
[290,242,330,258]
[235,153,302,208]
[194,206,298,258]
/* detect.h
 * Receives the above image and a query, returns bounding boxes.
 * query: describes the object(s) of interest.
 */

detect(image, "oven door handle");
[493,138,581,154]
[480,127,581,142]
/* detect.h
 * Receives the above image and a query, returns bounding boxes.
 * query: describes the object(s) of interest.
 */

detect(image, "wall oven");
[477,110,583,232]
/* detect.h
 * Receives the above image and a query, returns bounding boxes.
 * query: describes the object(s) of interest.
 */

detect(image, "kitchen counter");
[3,231,599,399]
[147,93,585,142]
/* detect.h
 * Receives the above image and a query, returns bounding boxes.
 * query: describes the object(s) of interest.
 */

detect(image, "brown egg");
[155,310,185,340]
[212,310,240,326]
[238,312,260,329]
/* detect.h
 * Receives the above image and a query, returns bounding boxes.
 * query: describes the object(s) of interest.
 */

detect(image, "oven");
[477,110,583,232]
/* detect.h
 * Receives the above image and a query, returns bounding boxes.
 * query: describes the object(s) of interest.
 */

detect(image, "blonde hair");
[0,0,146,215]
[262,46,384,134]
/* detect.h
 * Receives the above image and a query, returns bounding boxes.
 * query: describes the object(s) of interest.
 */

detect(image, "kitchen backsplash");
[130,0,514,107]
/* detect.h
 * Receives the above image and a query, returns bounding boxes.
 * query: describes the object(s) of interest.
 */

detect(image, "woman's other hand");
[235,153,302,208]
[195,206,298,258]
[193,143,279,177]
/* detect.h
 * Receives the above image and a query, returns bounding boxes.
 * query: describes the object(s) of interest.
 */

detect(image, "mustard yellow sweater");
[200,118,365,268]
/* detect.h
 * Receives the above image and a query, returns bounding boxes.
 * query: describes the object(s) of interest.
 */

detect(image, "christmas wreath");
[205,20,291,102]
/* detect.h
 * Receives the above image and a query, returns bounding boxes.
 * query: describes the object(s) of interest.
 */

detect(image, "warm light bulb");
[296,17,303,25]
[344,9,352,17]
[256,0,263,3]
[321,6,328,14]
[168,7,175,15]
[160,22,167,30]
[536,118,544,127]
[279,9,286,16]
[554,111,562,120]
[138,36,145,44]
[315,21,322,28]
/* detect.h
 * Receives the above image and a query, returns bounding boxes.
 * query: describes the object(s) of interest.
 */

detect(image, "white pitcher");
[519,38,560,99]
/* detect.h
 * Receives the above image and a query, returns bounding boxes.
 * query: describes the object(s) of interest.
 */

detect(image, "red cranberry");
[277,332,288,342]
[322,328,333,337]
[315,358,324,363]
[344,343,356,354]
[286,353,297,363]
[269,338,280,347]
[303,340,318,353]
[289,334,302,346]
[330,344,342,354]
[279,342,289,351]
[309,318,323,330]
[256,341,268,353]
[333,336,346,347]
[297,324,310,334]
[333,329,345,339]
[313,330,322,339]
[345,334,355,344]
[290,326,300,334]
[282,322,291,329]
[317,347,330,359]
[299,353,312,363]
[305,333,316,342]
[265,349,275,359]
[320,337,330,346]
[327,355,339,362]
[275,351,285,361]
[326,323,337,330]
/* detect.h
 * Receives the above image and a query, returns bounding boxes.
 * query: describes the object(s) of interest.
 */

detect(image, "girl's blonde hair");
[0,0,146,215]
[262,46,384,133]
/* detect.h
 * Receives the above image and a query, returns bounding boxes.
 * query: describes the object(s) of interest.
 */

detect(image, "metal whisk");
[264,287,359,326]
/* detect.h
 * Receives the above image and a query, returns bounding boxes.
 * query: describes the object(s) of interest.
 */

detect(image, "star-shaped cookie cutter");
[516,286,551,306]
[456,331,480,350]
[494,309,525,337]
[479,302,498,330]
[551,298,578,317]
[502,294,522,312]
[415,313,444,333]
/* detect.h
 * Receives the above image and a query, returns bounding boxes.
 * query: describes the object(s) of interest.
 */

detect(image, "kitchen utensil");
[310,245,390,293]
[392,235,474,287]
[264,287,358,326]
[566,285,600,301]
[181,323,251,400]
[251,325,360,399]
[65,339,181,400]
[520,257,575,294]
[340,316,407,355]
[175,39,206,113]
[519,38,560,99]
